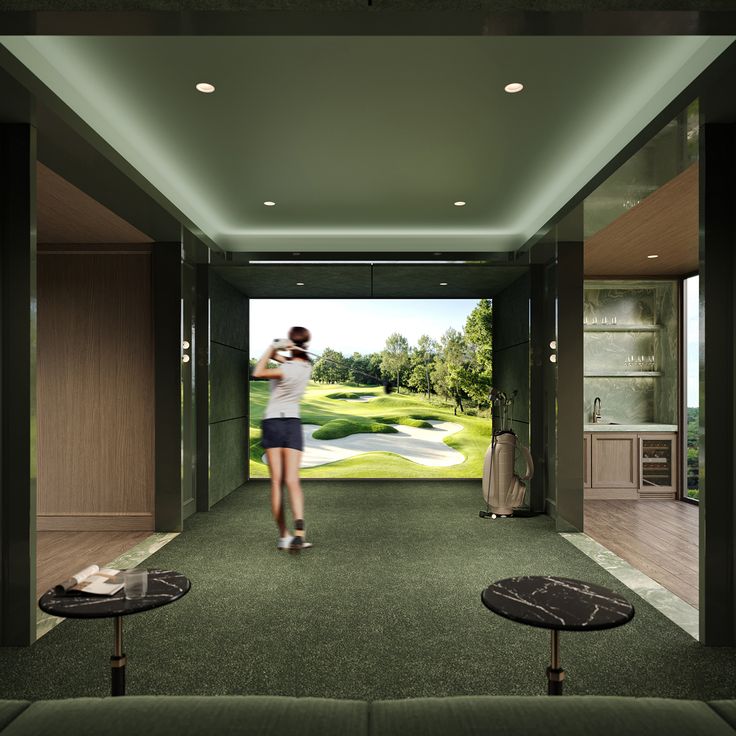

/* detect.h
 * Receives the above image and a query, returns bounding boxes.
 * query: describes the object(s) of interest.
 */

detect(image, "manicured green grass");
[249,381,491,478]
[313,418,398,440]
[373,415,433,429]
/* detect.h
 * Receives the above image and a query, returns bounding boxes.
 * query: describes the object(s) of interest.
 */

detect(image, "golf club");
[273,341,393,394]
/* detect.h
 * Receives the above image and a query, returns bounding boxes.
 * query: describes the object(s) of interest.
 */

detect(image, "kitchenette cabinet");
[584,429,677,499]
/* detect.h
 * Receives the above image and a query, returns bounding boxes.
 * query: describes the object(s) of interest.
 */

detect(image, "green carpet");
[1,481,734,700]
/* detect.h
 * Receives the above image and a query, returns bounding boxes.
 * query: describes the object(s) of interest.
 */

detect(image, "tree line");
[250,299,493,414]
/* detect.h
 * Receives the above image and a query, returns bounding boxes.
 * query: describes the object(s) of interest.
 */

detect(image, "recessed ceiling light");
[296,282,305,286]
[647,254,659,259]
[440,282,448,286]
[263,201,276,207]
[504,82,524,94]
[454,201,466,207]
[293,252,301,256]
[195,82,215,94]
[434,252,442,256]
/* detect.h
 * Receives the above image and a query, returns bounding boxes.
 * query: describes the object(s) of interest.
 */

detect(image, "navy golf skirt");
[261,417,304,451]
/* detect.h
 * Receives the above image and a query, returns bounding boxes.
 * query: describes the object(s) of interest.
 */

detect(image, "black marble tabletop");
[481,576,634,632]
[39,569,190,619]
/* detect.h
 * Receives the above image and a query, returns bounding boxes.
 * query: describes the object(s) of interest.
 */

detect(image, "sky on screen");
[249,299,481,358]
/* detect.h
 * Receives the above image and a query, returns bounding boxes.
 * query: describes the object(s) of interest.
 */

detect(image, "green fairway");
[249,381,490,478]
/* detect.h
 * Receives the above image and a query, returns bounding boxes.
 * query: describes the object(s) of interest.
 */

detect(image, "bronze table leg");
[111,616,127,696]
[546,629,565,695]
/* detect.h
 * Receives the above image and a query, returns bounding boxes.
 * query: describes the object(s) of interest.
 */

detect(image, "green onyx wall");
[583,280,678,424]
[208,271,249,507]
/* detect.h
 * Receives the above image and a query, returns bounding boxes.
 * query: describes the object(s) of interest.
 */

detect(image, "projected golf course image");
[249,298,494,478]
[249,382,491,478]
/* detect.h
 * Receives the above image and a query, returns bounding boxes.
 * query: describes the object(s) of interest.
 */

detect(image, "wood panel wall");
[37,246,154,530]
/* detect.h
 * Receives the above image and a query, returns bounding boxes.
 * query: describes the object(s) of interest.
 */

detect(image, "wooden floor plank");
[584,499,699,609]
[37,530,151,599]
[585,517,699,573]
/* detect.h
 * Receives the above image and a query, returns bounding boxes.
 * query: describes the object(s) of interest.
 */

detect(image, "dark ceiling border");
[228,252,524,264]
[1,8,735,260]
[1,10,736,36]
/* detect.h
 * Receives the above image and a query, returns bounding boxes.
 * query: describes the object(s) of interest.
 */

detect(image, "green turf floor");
[1,481,734,700]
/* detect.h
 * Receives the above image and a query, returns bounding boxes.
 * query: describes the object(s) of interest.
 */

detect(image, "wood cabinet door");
[591,433,638,489]
[584,433,592,488]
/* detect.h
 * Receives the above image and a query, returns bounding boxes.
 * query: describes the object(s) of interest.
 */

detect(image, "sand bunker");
[263,420,465,468]
[335,396,376,402]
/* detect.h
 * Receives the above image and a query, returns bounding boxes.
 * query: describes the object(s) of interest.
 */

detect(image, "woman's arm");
[252,341,291,379]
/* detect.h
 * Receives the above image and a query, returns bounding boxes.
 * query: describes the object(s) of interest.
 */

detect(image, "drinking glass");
[123,568,148,599]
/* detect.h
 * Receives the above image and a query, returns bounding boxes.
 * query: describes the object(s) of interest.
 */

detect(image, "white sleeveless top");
[263,360,312,420]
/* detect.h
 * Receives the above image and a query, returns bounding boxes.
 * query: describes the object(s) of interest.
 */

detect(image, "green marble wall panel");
[210,271,248,351]
[209,342,249,424]
[493,272,530,351]
[209,418,248,506]
[492,272,531,477]
[654,283,679,425]
[493,341,530,452]
[584,377,656,424]
[209,270,249,507]
[583,281,678,424]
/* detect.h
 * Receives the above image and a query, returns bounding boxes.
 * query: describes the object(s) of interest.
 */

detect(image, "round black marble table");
[39,569,190,696]
[481,576,634,695]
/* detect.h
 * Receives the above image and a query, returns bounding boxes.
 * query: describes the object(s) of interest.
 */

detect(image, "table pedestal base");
[546,666,565,695]
[111,655,127,696]
[111,616,126,696]
[547,629,565,696]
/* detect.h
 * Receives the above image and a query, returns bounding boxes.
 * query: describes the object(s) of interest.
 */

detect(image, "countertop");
[583,424,678,432]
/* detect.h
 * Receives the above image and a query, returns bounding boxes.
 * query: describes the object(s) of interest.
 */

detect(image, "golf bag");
[482,430,534,516]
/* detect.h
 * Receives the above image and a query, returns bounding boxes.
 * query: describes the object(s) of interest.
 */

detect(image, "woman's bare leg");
[265,448,288,537]
[284,448,305,537]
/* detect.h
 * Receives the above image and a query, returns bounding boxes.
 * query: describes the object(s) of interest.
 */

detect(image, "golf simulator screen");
[249,299,492,479]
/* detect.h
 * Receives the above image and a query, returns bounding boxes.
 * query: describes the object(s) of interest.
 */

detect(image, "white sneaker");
[277,536,295,550]
[289,536,313,550]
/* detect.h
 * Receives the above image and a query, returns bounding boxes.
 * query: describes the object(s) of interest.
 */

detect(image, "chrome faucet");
[593,397,602,424]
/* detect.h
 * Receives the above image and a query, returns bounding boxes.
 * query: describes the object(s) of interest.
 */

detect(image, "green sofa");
[0,695,735,735]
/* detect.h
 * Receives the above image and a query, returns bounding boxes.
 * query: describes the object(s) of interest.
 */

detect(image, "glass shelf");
[583,325,661,332]
[585,371,662,377]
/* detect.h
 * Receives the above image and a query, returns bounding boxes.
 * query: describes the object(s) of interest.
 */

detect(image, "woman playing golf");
[252,326,313,551]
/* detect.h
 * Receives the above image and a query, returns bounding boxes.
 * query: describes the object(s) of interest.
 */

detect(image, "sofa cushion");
[0,702,30,731]
[710,702,736,730]
[0,696,367,736]
[370,696,736,736]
